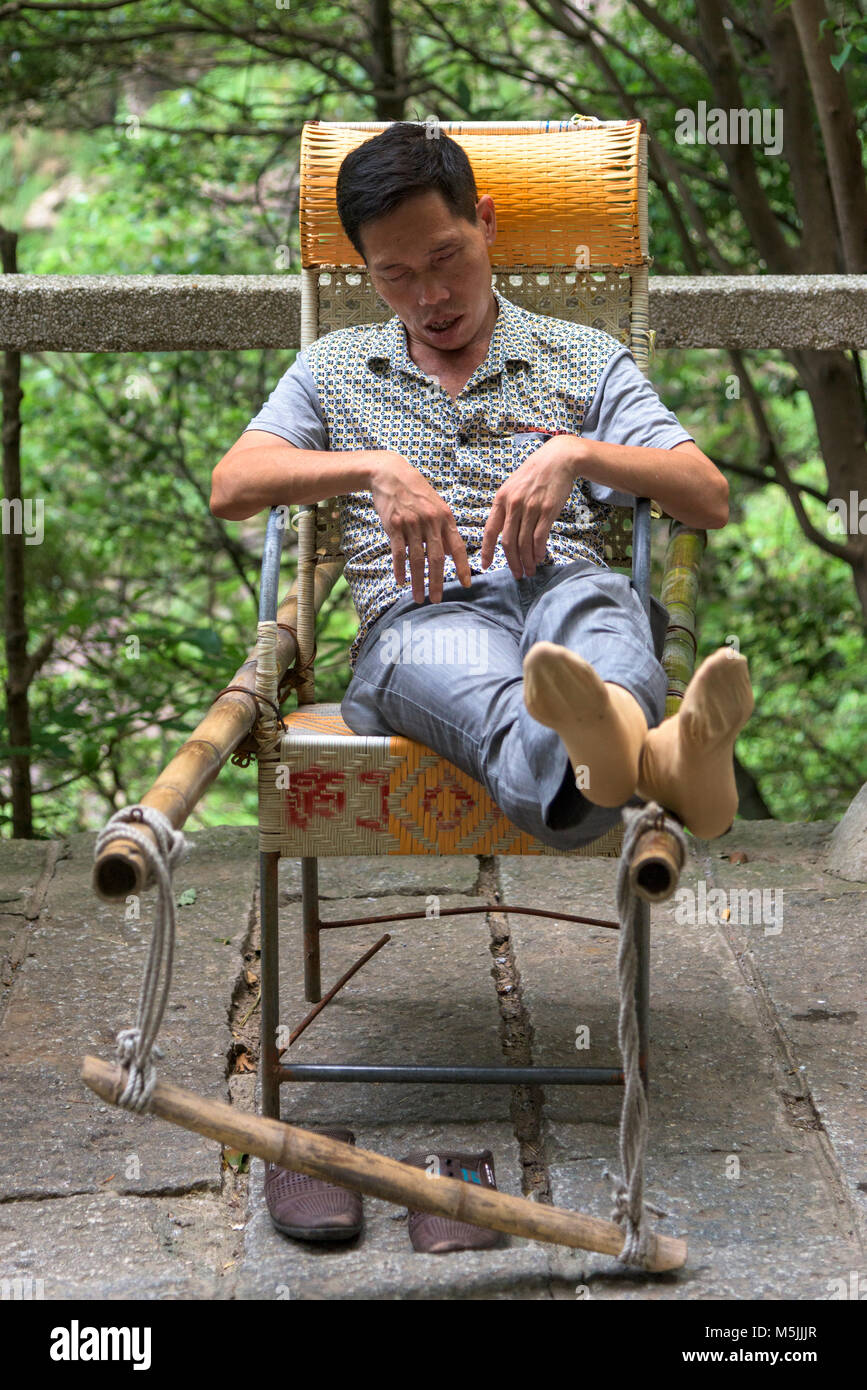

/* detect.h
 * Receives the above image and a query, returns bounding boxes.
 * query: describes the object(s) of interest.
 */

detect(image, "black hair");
[335,120,479,261]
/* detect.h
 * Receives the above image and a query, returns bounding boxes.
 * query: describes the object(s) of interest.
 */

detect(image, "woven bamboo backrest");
[298,117,651,571]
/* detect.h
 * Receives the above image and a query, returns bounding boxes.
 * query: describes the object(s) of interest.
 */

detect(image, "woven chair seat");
[257,703,623,859]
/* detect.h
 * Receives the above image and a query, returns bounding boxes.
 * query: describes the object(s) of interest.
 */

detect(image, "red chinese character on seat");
[285,768,346,828]
[356,770,390,833]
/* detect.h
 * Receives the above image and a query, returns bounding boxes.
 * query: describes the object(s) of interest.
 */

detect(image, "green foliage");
[1,0,865,835]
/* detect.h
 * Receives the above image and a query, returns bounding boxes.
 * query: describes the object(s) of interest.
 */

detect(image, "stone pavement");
[0,821,864,1301]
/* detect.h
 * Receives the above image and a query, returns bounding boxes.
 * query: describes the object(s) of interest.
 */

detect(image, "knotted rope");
[606,799,688,1267]
[93,806,187,1112]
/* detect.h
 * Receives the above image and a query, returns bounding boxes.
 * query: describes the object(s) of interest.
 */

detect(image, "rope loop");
[94,805,187,1112]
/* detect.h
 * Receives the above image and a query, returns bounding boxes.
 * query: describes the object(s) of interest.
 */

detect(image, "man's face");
[360,189,497,354]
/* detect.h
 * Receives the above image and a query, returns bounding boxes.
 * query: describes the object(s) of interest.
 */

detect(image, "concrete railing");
[0,275,865,352]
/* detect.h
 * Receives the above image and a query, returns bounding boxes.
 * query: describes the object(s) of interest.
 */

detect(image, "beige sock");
[522,641,648,807]
[636,647,755,839]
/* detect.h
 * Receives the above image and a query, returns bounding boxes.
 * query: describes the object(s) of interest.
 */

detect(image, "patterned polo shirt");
[245,287,692,668]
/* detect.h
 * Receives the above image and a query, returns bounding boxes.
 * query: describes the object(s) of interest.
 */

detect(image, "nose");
[417,274,451,308]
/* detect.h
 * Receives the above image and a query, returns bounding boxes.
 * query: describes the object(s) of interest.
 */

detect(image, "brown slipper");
[264,1126,363,1242]
[399,1148,502,1253]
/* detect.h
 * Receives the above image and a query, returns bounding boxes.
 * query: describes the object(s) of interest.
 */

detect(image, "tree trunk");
[368,0,405,120]
[790,0,867,273]
[0,225,33,838]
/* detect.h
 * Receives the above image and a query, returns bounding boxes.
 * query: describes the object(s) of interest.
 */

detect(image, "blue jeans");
[340,559,669,851]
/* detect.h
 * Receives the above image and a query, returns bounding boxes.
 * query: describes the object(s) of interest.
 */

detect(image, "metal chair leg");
[259,850,281,1121]
[301,856,321,1003]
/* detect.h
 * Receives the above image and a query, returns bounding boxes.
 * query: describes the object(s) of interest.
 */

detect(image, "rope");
[606,799,688,1267]
[93,806,187,1112]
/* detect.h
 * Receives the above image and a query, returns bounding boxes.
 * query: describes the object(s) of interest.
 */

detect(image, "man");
[211,122,754,1251]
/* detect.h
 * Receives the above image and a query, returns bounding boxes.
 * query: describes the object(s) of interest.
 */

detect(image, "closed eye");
[384,250,457,282]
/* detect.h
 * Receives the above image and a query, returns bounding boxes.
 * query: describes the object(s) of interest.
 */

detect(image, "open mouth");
[426,314,462,335]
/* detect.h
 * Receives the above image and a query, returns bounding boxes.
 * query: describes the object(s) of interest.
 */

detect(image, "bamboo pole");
[92,557,344,902]
[81,1055,687,1270]
[628,826,686,903]
[660,522,706,719]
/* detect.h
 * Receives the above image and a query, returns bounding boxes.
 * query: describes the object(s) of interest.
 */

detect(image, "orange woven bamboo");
[300,119,647,270]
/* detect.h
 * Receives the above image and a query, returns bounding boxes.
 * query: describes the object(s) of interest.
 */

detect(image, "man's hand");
[481,436,576,578]
[370,452,472,603]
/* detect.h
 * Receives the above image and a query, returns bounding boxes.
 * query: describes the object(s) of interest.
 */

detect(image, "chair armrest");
[259,506,286,624]
[659,520,706,719]
[250,506,346,731]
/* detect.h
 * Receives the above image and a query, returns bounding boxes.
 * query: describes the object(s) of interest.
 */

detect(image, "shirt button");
[457,432,469,446]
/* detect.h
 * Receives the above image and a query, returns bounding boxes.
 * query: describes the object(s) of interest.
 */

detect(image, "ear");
[476,194,497,244]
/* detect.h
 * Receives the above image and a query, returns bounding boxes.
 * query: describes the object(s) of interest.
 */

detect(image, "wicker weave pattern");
[300,121,645,269]
[258,705,623,859]
[314,267,633,337]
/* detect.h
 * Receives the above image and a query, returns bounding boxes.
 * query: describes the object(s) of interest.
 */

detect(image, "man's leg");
[340,567,623,850]
[516,559,668,832]
[519,561,754,839]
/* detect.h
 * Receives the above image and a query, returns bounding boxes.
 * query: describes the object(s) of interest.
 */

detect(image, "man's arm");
[562,435,729,530]
[572,344,728,526]
[210,431,471,602]
[210,430,381,519]
[481,435,728,579]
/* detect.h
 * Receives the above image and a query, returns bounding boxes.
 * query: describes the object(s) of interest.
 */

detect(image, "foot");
[522,641,648,807]
[636,647,755,839]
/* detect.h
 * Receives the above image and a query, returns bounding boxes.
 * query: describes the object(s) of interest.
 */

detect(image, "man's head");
[335,121,497,355]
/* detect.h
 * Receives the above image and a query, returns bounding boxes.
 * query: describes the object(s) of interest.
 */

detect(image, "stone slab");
[3,275,865,352]
[0,828,255,1199]
[824,784,867,882]
[0,1192,236,1300]
[498,853,796,1150]
[498,826,866,1295]
[544,1152,860,1299]
[0,838,56,906]
[269,893,507,1130]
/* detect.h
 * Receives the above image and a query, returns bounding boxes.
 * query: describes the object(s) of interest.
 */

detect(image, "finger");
[426,535,445,603]
[445,520,472,586]
[533,519,550,565]
[481,498,505,569]
[500,507,523,579]
[407,533,426,603]
[391,535,407,587]
[518,508,541,577]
